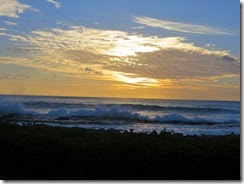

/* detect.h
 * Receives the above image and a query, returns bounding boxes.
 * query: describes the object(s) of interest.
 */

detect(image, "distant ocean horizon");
[0,94,240,135]
[0,93,240,102]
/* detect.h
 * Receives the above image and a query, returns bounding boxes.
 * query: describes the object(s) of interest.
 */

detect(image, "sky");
[0,0,240,101]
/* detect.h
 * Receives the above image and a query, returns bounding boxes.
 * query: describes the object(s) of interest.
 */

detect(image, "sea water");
[0,95,240,135]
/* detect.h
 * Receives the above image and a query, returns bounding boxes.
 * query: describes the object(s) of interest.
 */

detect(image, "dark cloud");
[0,74,31,80]
[222,55,237,62]
[84,67,93,72]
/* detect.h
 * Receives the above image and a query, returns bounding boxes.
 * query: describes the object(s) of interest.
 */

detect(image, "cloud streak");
[0,0,38,18]
[47,0,61,9]
[133,16,235,35]
[4,20,17,26]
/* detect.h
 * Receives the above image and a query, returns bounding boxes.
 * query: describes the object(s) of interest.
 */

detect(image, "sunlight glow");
[104,35,159,57]
[112,72,159,86]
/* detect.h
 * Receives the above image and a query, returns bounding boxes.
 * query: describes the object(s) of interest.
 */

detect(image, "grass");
[0,120,240,180]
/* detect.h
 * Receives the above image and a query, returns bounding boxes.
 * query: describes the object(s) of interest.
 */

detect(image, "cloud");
[133,16,235,35]
[206,44,215,47]
[4,20,17,26]
[47,0,61,9]
[222,55,237,62]
[0,0,38,18]
[25,26,230,57]
[131,26,145,29]
[84,67,93,72]
[0,74,30,80]
[0,25,239,88]
[106,49,239,81]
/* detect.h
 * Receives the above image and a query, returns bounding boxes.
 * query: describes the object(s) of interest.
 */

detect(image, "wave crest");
[47,105,149,120]
[0,101,239,125]
[0,101,37,116]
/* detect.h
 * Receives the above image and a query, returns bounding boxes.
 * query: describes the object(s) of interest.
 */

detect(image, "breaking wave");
[0,101,239,125]
[47,105,238,124]
[47,105,149,120]
[0,101,37,116]
[105,104,239,113]
[22,101,239,113]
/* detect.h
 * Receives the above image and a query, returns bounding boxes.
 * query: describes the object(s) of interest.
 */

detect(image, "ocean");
[0,95,240,135]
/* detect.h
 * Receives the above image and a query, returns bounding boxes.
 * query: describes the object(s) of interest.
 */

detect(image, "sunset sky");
[0,0,240,100]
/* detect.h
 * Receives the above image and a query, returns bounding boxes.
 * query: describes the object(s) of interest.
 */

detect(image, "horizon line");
[0,93,240,102]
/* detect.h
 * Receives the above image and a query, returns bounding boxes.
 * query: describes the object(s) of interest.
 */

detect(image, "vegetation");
[0,121,240,180]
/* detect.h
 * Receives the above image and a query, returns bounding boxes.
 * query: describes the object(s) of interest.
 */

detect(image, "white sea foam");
[154,113,209,123]
[46,105,239,124]
[47,105,149,120]
[0,99,239,124]
[0,95,240,135]
[0,95,240,128]
[0,100,37,116]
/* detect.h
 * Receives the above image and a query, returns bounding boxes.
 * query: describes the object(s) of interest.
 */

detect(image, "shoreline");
[0,121,240,180]
[1,115,240,136]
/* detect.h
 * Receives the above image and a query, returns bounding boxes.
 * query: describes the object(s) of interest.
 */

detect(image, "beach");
[0,120,240,180]
[0,0,240,181]
[0,95,240,180]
